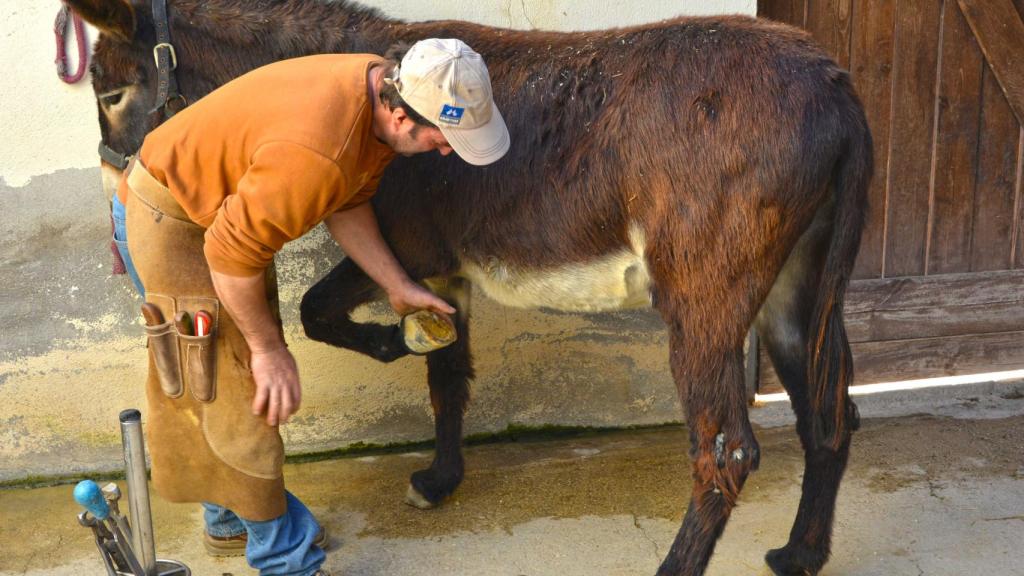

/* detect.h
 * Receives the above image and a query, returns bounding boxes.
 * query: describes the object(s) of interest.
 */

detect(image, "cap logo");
[439,104,465,125]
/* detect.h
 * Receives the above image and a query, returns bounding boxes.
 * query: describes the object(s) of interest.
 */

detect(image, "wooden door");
[756,0,1024,391]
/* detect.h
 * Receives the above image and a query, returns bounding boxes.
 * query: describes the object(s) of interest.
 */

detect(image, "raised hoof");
[404,483,439,510]
[401,310,457,354]
[765,546,820,576]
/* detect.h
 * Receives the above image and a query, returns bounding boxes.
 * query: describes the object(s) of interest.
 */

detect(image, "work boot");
[204,525,328,556]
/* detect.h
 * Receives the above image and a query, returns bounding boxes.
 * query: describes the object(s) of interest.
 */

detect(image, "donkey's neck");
[173,0,403,60]
[168,0,408,98]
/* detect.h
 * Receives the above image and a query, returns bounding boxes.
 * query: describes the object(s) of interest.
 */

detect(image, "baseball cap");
[389,38,510,166]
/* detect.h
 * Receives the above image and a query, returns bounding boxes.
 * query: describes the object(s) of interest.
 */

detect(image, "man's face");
[381,107,454,157]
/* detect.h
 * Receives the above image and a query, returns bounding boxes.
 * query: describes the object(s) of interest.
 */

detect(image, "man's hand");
[326,204,456,318]
[250,346,301,426]
[387,280,456,317]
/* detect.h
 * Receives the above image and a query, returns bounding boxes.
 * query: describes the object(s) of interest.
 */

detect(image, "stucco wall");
[0,0,755,482]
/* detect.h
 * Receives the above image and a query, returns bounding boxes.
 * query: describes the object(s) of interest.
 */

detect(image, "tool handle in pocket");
[180,332,216,402]
[145,321,183,398]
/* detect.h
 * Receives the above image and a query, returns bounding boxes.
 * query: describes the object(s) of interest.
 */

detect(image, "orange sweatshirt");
[128,54,396,276]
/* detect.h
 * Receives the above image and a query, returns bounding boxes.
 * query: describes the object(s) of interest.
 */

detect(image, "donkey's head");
[67,0,157,195]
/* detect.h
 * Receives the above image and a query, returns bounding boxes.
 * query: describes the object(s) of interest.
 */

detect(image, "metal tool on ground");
[73,410,190,575]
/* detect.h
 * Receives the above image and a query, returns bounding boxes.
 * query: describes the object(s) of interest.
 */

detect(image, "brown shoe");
[204,525,328,557]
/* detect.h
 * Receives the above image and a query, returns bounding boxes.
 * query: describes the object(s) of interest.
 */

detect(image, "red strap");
[55,3,88,84]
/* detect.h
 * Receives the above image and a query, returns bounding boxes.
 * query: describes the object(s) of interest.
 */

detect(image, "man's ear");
[64,0,136,43]
[392,106,410,126]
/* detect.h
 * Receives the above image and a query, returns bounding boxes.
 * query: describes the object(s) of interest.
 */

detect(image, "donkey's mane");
[169,0,393,51]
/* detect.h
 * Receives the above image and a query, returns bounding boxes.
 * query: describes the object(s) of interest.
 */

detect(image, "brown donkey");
[70,1,872,574]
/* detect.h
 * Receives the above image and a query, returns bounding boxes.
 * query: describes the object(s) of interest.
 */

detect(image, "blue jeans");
[204,494,325,576]
[113,194,324,576]
[111,193,145,297]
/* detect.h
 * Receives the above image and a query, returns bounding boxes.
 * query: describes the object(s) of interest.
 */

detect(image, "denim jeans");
[113,194,324,575]
[204,493,325,576]
[111,192,145,297]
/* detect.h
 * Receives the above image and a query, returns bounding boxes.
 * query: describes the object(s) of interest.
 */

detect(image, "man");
[111,39,509,576]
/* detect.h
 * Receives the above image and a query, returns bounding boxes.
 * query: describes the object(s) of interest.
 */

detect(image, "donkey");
[71,1,871,574]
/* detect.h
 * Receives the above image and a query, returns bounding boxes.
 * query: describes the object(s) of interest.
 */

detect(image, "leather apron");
[124,158,286,521]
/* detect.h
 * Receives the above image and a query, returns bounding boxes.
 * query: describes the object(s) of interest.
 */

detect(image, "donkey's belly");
[457,226,652,312]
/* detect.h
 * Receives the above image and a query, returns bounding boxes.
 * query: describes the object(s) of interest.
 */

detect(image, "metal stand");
[74,409,190,576]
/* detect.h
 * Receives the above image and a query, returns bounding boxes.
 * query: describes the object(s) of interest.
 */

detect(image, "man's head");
[374,39,509,165]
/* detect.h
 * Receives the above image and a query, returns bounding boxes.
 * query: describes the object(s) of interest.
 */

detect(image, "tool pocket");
[145,321,183,398]
[180,333,217,402]
[177,296,219,403]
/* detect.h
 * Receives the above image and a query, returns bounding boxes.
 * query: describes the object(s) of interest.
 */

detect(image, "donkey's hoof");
[765,546,821,576]
[404,483,438,510]
[401,310,457,354]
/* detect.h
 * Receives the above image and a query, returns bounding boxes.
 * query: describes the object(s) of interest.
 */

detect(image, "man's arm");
[210,269,300,426]
[325,202,455,316]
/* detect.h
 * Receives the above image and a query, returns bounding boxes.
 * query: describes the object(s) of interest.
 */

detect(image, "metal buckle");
[152,42,177,71]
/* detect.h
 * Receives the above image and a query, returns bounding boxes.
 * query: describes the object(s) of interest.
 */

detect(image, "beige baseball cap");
[390,38,510,166]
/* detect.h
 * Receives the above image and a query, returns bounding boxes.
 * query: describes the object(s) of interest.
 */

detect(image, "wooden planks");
[805,0,854,67]
[1017,127,1024,269]
[751,0,1024,394]
[927,1,984,275]
[758,270,1024,392]
[959,0,1024,272]
[759,330,1024,393]
[958,0,1024,126]
[760,0,1022,280]
[883,0,944,277]
[850,0,897,279]
[972,64,1022,271]
[757,0,807,27]
[844,269,1024,314]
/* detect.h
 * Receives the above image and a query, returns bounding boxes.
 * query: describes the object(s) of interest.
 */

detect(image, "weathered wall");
[0,0,755,482]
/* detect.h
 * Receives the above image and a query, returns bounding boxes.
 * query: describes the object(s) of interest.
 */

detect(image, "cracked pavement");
[1,413,1022,575]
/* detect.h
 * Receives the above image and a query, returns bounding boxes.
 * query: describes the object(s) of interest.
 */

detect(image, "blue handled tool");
[74,480,110,520]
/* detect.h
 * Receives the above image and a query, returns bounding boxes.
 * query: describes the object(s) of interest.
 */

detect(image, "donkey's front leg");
[300,257,411,363]
[658,341,760,576]
[406,278,474,509]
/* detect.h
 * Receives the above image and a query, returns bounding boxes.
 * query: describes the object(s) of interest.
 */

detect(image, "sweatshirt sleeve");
[341,169,385,210]
[204,142,349,276]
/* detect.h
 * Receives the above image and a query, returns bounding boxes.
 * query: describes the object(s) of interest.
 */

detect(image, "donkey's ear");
[64,0,136,43]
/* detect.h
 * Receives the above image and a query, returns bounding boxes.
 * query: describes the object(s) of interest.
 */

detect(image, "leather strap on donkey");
[149,0,187,119]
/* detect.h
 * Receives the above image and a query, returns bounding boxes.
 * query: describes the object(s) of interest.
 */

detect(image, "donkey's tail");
[808,104,872,452]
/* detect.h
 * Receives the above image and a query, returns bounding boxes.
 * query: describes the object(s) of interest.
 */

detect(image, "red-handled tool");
[193,310,212,337]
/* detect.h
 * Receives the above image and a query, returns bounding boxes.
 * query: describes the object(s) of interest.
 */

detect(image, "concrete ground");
[1,382,1023,576]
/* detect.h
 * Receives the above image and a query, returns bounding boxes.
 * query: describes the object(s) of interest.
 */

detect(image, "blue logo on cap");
[439,104,464,125]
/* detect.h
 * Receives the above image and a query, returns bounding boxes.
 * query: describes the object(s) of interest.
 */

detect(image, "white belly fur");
[457,224,652,312]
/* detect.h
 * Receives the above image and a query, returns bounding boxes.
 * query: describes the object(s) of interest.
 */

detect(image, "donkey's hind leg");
[653,313,761,575]
[406,277,474,509]
[754,213,859,576]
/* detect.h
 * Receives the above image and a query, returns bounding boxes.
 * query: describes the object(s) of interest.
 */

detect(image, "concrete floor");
[2,390,1023,575]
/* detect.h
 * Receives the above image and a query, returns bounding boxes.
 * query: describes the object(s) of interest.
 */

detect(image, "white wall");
[0,5,101,187]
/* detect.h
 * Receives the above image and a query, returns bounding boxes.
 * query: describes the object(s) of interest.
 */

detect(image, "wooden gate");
[755,0,1024,392]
